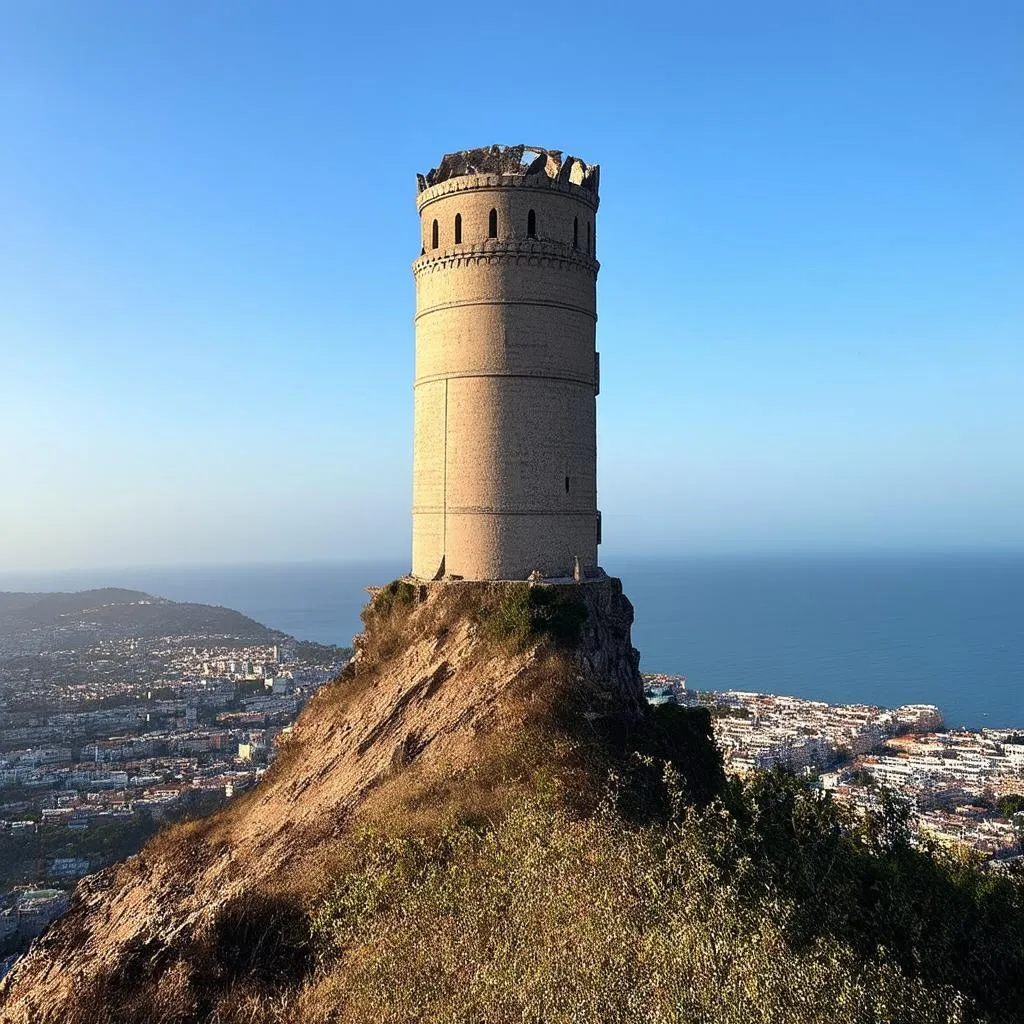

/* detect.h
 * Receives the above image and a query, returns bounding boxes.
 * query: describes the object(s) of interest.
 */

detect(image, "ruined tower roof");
[418,145,599,195]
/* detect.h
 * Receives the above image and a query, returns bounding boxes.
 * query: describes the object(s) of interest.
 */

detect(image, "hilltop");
[0,589,282,642]
[1,579,1023,1023]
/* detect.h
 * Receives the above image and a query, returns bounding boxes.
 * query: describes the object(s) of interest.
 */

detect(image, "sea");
[1,554,1022,731]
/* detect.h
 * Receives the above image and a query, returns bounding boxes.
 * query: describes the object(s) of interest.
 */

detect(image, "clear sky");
[1,1,1022,572]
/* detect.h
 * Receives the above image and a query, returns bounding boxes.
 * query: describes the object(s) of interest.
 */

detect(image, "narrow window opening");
[431,219,439,249]
[573,216,579,248]
[565,475,570,494]
[488,208,498,238]
[527,209,536,238]
[454,213,462,244]
[586,221,591,253]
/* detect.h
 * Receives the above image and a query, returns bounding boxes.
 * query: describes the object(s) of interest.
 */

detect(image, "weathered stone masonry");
[412,145,602,581]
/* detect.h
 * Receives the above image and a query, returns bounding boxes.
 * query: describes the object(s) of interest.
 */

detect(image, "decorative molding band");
[413,241,599,277]
[416,173,600,213]
[414,370,596,389]
[415,297,596,323]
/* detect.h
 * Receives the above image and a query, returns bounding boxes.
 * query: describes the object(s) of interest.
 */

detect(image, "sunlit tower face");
[411,146,602,581]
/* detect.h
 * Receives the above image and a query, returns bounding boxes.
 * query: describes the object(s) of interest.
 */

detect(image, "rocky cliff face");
[0,578,659,1023]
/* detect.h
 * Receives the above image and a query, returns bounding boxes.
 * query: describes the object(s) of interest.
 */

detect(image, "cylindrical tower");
[411,145,602,581]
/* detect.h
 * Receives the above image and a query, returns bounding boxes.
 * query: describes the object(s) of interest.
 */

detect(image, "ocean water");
[2,554,1021,730]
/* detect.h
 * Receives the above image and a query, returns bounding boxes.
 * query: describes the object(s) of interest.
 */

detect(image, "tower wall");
[412,154,601,581]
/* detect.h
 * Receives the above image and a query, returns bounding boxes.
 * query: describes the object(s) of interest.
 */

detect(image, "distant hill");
[0,588,282,641]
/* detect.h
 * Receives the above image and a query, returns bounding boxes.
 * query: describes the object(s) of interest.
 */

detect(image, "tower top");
[417,144,599,196]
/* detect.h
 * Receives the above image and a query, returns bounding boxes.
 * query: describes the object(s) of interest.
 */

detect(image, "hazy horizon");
[3,2,1021,571]
[3,553,1021,729]
[3,547,1024,586]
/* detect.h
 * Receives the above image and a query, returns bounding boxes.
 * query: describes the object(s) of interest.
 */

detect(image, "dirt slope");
[0,578,646,1023]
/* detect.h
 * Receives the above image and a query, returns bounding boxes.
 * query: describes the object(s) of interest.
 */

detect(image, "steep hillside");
[1,579,1022,1024]
[0,578,664,1019]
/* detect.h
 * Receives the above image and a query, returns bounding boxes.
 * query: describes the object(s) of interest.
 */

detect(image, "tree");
[996,793,1024,817]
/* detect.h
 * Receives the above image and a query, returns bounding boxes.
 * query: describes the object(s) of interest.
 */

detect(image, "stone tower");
[412,145,602,581]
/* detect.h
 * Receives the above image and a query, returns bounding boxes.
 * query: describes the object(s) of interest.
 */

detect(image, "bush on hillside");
[366,580,416,619]
[996,793,1024,817]
[482,584,588,650]
[353,580,419,665]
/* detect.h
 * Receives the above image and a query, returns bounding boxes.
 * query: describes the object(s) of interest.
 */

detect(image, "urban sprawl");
[0,598,345,962]
[646,675,1024,862]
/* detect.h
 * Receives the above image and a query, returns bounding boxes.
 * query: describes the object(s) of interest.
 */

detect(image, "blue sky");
[1,1,1021,571]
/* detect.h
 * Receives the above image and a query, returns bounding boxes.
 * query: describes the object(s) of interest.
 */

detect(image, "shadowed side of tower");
[412,145,602,581]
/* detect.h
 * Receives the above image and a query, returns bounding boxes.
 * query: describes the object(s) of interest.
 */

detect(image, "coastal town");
[0,590,349,961]
[2,586,1020,972]
[645,675,1024,861]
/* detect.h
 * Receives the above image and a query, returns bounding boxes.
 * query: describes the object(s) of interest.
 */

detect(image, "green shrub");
[623,703,726,810]
[353,580,419,667]
[365,580,416,621]
[997,793,1024,817]
[483,584,587,650]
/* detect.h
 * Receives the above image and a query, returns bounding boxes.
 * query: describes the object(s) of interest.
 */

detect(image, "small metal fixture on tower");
[411,145,602,581]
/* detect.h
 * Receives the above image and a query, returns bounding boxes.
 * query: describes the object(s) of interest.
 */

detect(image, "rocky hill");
[1,579,1022,1024]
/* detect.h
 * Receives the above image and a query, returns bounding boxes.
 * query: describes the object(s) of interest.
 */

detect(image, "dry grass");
[288,800,969,1024]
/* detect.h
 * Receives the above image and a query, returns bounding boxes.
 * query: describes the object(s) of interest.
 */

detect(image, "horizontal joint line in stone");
[413,371,596,389]
[414,298,597,323]
[413,507,599,516]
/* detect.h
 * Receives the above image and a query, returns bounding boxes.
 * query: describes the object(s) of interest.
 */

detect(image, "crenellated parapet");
[417,170,600,214]
[417,145,599,204]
